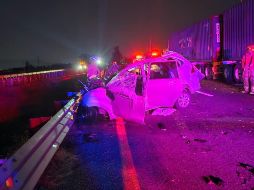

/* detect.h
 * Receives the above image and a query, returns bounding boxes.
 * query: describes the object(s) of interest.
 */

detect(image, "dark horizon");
[0,0,241,70]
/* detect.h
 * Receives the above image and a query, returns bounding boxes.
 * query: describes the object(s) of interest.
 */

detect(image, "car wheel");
[98,107,110,120]
[233,64,243,83]
[224,65,234,84]
[205,65,213,80]
[175,89,191,109]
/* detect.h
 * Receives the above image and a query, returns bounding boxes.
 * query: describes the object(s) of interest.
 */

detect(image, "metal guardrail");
[0,93,82,190]
[0,70,65,87]
[0,69,64,79]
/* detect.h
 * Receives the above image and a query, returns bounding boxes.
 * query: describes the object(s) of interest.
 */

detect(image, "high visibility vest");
[242,51,254,70]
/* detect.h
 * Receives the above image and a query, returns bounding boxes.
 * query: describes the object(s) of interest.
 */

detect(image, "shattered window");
[127,67,141,75]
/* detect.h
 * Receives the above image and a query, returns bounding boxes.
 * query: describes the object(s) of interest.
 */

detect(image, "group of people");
[86,60,120,85]
[242,45,254,94]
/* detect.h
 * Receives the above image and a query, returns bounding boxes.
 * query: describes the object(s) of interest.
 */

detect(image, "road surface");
[37,80,254,190]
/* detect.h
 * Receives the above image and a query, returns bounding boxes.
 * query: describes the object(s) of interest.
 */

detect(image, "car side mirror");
[135,76,143,96]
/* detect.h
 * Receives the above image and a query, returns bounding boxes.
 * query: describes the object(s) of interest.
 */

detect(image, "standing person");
[87,62,99,79]
[242,45,254,94]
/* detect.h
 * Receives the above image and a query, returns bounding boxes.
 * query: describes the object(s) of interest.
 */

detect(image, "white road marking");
[196,91,214,97]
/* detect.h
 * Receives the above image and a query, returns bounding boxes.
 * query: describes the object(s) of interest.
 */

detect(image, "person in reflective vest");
[87,62,100,79]
[242,45,254,94]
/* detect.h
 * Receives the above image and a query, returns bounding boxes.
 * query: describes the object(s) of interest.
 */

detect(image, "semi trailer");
[169,0,254,83]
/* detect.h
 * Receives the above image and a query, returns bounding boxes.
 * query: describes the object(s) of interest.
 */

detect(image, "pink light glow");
[115,118,141,190]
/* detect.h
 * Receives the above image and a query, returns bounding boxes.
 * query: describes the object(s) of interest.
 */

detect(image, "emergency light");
[151,51,159,57]
[135,54,143,60]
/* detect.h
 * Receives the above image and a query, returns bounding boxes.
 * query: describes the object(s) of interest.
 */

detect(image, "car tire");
[98,107,110,120]
[205,65,213,80]
[224,65,234,84]
[199,64,206,75]
[233,64,243,83]
[175,89,191,109]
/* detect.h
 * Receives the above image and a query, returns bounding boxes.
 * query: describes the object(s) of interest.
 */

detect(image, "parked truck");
[169,0,254,83]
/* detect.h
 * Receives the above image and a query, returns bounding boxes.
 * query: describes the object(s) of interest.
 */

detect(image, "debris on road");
[83,133,98,143]
[196,91,214,97]
[180,135,192,144]
[193,138,207,143]
[221,131,229,135]
[157,123,167,131]
[202,175,224,186]
[236,162,254,186]
[181,135,187,139]
[239,162,254,175]
[151,108,175,116]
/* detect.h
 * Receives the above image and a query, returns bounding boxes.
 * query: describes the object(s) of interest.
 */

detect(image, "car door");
[110,66,145,124]
[146,61,184,110]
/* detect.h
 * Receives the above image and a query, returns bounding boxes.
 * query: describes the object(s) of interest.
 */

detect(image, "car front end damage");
[77,51,204,124]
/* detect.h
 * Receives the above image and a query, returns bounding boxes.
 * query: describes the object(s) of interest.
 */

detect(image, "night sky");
[0,0,240,69]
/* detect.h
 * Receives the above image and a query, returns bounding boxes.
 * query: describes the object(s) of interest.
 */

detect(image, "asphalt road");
[37,80,254,190]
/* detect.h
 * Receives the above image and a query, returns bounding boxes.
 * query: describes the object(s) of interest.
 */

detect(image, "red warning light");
[151,51,158,57]
[151,50,160,57]
[135,54,143,60]
[5,177,14,188]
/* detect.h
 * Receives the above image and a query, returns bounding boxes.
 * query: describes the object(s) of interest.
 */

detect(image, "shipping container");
[223,0,254,61]
[170,18,212,61]
[169,0,254,83]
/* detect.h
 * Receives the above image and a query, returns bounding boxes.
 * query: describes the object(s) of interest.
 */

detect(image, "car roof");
[122,51,189,72]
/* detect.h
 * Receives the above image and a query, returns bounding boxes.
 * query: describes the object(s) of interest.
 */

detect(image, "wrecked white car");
[79,51,204,124]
